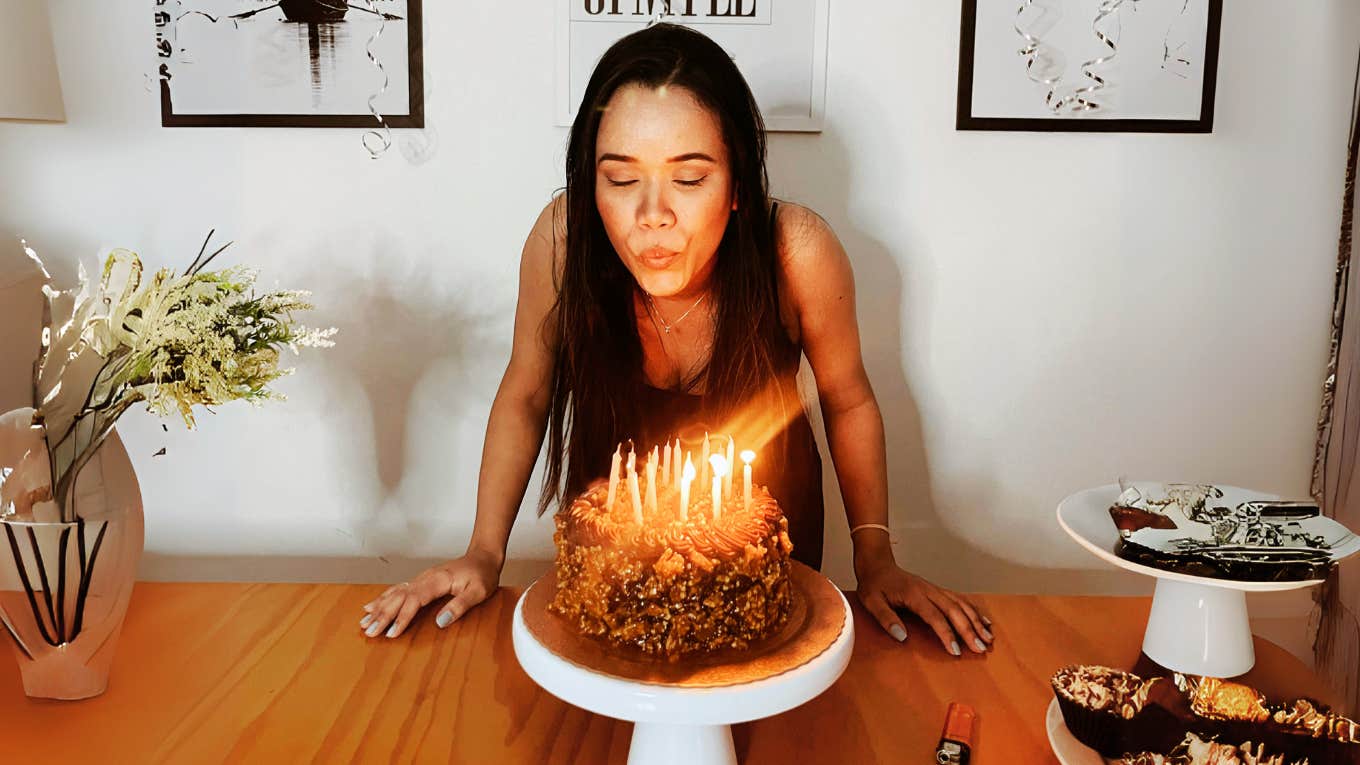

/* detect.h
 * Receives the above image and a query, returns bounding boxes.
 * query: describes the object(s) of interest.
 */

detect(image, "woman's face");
[594,83,735,299]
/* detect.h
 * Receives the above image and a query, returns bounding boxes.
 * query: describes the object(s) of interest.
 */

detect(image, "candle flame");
[740,450,755,464]
[683,457,696,482]
[709,454,728,478]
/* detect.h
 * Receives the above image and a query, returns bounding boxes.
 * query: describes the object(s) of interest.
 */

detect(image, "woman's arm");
[361,197,563,639]
[777,204,993,655]
[465,198,564,568]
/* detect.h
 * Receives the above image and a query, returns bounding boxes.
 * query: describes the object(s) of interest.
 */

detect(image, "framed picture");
[957,0,1222,133]
[156,0,424,128]
[556,0,830,132]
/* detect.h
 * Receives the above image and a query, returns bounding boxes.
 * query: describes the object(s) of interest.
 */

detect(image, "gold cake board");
[521,560,847,689]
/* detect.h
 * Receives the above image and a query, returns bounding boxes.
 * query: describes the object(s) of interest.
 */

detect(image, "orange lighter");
[935,702,976,764]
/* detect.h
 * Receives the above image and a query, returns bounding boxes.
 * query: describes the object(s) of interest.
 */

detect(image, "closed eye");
[606,179,637,187]
[676,177,707,187]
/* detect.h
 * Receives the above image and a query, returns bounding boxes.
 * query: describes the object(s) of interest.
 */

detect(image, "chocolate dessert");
[1051,665,1360,764]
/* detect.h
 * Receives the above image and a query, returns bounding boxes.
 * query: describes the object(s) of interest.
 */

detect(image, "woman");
[360,24,994,656]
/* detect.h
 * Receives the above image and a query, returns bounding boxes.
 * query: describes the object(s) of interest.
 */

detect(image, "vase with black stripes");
[0,428,143,700]
[0,238,333,699]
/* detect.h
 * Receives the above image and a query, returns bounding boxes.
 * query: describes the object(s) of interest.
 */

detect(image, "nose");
[637,182,675,230]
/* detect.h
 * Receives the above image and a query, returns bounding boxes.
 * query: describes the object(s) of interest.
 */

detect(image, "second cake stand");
[1056,484,1326,678]
[511,567,854,765]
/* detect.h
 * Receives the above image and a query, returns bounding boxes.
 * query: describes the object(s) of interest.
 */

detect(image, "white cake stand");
[512,580,854,765]
[1056,484,1351,678]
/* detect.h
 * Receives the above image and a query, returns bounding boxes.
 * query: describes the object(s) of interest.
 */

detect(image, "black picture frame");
[956,0,1222,133]
[159,0,424,129]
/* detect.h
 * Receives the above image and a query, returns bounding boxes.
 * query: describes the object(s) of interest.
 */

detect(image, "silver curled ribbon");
[357,0,393,159]
[1061,0,1126,113]
[1161,0,1194,79]
[1014,0,1068,112]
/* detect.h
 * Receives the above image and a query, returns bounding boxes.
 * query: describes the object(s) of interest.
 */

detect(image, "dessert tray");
[512,561,854,765]
[1058,482,1359,678]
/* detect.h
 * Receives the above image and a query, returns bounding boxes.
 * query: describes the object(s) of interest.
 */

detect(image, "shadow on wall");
[773,111,1143,596]
[282,228,509,564]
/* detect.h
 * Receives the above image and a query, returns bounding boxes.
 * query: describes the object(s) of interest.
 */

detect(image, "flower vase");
[0,430,143,700]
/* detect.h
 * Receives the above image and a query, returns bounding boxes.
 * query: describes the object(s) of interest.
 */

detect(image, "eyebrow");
[597,152,718,165]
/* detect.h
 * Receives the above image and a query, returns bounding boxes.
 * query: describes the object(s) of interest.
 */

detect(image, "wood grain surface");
[0,583,1335,763]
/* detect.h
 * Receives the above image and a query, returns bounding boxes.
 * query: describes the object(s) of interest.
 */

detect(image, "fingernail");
[950,640,962,657]
[365,623,382,637]
[982,628,994,642]
[360,615,373,628]
[982,616,992,627]
[436,611,454,629]
[889,624,907,642]
[386,625,399,639]
[974,638,987,653]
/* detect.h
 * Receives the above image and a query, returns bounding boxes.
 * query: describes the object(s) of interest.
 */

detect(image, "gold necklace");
[644,291,708,334]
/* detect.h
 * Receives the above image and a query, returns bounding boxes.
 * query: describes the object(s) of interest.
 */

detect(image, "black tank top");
[630,203,826,571]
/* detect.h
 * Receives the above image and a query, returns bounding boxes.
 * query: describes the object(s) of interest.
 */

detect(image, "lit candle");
[606,445,621,512]
[741,450,755,512]
[701,433,711,485]
[673,439,682,489]
[662,442,672,487]
[724,436,735,499]
[710,454,728,520]
[627,448,643,525]
[680,456,696,521]
[645,453,658,514]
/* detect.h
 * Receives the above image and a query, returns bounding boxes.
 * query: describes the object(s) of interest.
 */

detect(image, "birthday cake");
[548,441,795,660]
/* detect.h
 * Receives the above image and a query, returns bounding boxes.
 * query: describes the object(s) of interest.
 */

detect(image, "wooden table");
[0,583,1335,763]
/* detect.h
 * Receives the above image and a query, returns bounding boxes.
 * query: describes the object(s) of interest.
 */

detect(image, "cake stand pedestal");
[1057,485,1323,678]
[511,568,854,765]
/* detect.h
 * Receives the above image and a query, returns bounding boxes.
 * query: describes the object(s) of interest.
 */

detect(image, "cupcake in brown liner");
[1188,678,1360,765]
[1051,665,1178,757]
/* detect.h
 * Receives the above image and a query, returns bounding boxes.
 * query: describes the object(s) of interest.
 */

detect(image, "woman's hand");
[359,548,502,639]
[855,549,994,656]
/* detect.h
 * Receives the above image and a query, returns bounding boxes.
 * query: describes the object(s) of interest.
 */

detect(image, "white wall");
[1,1,1357,599]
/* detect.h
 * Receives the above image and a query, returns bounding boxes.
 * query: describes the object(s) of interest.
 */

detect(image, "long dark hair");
[541,23,789,514]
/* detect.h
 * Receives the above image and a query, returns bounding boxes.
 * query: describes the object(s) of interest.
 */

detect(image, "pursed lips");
[638,246,681,269]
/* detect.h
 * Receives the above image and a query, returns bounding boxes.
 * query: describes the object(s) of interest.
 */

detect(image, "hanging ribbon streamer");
[1060,0,1127,113]
[1161,0,1194,79]
[358,0,393,159]
[1014,0,1068,113]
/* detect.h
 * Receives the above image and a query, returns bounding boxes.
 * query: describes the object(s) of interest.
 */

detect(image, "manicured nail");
[982,616,992,627]
[436,611,454,629]
[365,623,382,637]
[974,638,987,653]
[360,615,373,628]
[950,640,962,657]
[982,627,994,642]
[386,625,399,639]
[889,624,907,642]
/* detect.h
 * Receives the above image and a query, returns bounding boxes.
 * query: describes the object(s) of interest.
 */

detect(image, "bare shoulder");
[525,192,568,280]
[773,201,853,305]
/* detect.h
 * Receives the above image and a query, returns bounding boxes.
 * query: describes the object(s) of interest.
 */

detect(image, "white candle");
[662,442,672,487]
[680,456,696,521]
[724,437,735,499]
[673,439,682,489]
[645,454,658,514]
[701,433,711,485]
[606,445,621,512]
[741,450,755,512]
[627,448,643,524]
[709,454,728,520]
